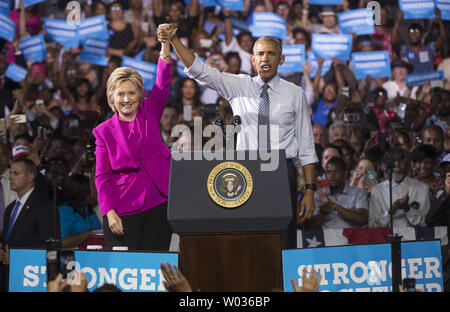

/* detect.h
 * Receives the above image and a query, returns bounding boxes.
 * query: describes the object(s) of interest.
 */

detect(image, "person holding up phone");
[350,158,378,197]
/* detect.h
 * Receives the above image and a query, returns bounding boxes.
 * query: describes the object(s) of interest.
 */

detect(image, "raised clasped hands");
[157,24,178,43]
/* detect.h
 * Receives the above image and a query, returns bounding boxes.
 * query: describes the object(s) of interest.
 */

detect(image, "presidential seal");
[207,162,253,208]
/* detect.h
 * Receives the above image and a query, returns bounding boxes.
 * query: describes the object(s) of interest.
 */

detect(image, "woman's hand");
[157,23,177,43]
[106,210,124,236]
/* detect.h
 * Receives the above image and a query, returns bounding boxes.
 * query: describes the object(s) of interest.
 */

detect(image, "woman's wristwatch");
[305,184,317,191]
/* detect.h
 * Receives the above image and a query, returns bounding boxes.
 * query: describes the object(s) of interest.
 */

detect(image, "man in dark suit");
[0,158,59,292]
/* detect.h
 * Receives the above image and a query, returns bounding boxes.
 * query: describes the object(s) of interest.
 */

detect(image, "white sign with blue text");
[352,50,391,79]
[279,44,306,73]
[9,249,178,292]
[250,12,288,40]
[399,0,435,19]
[283,240,443,292]
[122,56,158,91]
[312,34,353,61]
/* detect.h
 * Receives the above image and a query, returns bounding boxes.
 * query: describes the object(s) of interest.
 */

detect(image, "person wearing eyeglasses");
[398,8,446,75]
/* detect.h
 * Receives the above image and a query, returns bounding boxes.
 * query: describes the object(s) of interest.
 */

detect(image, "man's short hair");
[253,36,282,55]
[326,156,347,172]
[11,158,38,179]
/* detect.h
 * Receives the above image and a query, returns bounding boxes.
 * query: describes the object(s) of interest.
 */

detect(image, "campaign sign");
[406,70,444,86]
[399,0,435,19]
[18,34,47,63]
[352,51,391,79]
[122,56,157,90]
[80,39,109,67]
[44,18,79,49]
[186,0,217,7]
[311,34,353,61]
[0,13,15,42]
[309,0,342,4]
[250,12,288,40]
[217,0,244,11]
[0,0,9,16]
[279,44,306,73]
[78,15,109,41]
[307,51,332,77]
[23,0,45,7]
[283,240,443,292]
[5,63,27,82]
[436,0,450,21]
[9,249,178,292]
[338,9,375,36]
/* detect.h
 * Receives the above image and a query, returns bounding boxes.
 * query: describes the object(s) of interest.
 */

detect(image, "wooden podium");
[179,232,282,291]
[168,150,292,292]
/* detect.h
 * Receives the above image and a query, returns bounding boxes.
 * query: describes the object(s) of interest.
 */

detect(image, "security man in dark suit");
[0,158,60,292]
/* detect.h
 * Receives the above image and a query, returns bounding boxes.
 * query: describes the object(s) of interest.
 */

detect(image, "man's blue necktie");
[258,83,271,151]
[6,200,21,241]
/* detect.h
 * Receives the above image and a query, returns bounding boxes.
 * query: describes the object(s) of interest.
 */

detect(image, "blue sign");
[0,0,9,16]
[279,44,306,73]
[0,13,15,42]
[23,0,45,7]
[338,8,375,36]
[399,0,435,19]
[44,18,79,49]
[352,51,391,79]
[79,15,109,42]
[9,249,178,292]
[437,0,450,21]
[283,240,443,292]
[250,12,288,40]
[406,70,444,86]
[186,0,217,7]
[122,56,158,91]
[217,0,244,11]
[80,38,109,67]
[307,51,332,77]
[309,0,342,4]
[5,63,27,82]
[18,34,47,63]
[312,34,353,61]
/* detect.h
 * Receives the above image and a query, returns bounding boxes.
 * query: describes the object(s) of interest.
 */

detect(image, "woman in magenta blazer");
[93,25,175,251]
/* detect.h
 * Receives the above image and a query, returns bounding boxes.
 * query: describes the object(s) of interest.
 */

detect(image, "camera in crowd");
[46,249,76,282]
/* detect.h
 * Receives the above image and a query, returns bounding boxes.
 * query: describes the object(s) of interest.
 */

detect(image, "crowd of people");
[0,0,449,292]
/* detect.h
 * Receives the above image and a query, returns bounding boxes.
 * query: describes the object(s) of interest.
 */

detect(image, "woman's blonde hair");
[106,67,144,112]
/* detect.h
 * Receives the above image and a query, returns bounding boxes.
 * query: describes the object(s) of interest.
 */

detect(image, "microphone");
[232,115,241,134]
[214,116,224,132]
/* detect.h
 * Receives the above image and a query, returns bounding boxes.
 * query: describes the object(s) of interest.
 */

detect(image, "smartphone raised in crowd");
[365,170,377,183]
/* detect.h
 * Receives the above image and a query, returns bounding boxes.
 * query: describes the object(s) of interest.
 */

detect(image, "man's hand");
[0,244,10,265]
[290,267,322,292]
[47,273,69,292]
[161,262,192,292]
[298,189,315,224]
[157,24,178,43]
[391,191,409,214]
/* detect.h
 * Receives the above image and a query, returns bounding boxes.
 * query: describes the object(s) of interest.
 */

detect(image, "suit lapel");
[110,112,135,161]
[7,191,36,242]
